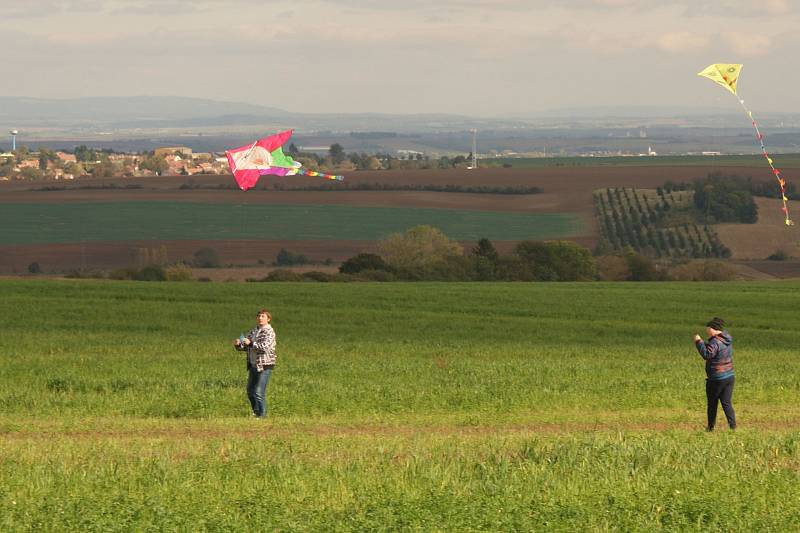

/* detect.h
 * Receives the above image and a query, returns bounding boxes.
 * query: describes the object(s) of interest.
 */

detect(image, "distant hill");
[0,96,290,126]
[0,96,520,132]
[6,96,797,133]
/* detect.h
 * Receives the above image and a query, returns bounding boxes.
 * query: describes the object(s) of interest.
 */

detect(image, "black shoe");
[705,427,714,432]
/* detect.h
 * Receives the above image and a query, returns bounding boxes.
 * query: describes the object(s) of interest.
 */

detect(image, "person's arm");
[695,337,718,360]
[235,329,253,351]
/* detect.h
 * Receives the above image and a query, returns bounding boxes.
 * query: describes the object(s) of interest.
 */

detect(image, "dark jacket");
[695,331,734,381]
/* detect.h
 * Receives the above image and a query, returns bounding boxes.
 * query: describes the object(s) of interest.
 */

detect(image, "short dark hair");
[257,309,272,322]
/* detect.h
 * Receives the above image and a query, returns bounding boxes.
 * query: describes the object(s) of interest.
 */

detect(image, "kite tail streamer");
[297,168,344,181]
[736,98,794,226]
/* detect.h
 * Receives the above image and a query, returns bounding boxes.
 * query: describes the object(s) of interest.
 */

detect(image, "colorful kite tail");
[736,98,794,226]
[298,168,344,181]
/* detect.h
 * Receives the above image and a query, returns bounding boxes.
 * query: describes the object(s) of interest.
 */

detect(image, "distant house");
[155,146,193,158]
[18,159,40,169]
[56,151,77,163]
[53,170,75,180]
[397,149,424,160]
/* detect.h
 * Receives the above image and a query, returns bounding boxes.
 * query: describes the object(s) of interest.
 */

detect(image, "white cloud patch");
[724,33,773,57]
[655,32,711,53]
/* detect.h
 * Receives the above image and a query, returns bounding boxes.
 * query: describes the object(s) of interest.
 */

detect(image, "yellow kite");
[697,63,742,96]
[697,63,793,226]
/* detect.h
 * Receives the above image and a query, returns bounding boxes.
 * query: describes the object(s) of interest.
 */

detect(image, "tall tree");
[329,143,345,165]
[378,225,463,271]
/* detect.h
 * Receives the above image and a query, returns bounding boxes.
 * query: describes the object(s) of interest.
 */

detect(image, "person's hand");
[243,338,252,346]
[234,339,241,346]
[693,334,702,342]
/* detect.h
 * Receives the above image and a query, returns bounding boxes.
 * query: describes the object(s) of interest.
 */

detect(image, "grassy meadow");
[1,280,800,531]
[0,202,581,245]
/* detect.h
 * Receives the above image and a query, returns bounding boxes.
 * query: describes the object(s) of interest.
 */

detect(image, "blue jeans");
[246,367,272,417]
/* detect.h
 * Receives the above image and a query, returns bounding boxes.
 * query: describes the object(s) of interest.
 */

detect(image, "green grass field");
[0,202,582,245]
[489,153,800,169]
[2,280,799,531]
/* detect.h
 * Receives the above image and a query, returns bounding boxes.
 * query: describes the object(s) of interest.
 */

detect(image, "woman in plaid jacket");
[234,309,277,418]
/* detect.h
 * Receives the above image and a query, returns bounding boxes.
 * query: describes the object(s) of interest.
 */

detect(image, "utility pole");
[468,129,477,169]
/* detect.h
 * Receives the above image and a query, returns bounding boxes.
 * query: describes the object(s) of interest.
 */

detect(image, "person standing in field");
[693,317,736,431]
[234,309,276,418]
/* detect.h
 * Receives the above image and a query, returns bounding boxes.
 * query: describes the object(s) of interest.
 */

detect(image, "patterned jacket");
[695,331,734,381]
[235,324,276,372]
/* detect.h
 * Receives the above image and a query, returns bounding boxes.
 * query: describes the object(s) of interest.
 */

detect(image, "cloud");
[682,0,795,17]
[655,31,711,53]
[2,0,105,18]
[724,33,773,57]
[110,1,208,16]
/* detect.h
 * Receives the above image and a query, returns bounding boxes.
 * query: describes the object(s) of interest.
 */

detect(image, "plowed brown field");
[1,164,791,274]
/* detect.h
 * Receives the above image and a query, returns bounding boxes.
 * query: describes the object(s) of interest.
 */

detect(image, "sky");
[2,0,800,116]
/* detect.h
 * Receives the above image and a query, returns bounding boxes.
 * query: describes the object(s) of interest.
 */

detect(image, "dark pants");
[246,367,272,417]
[706,376,736,430]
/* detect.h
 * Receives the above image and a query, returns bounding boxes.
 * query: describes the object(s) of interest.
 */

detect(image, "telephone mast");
[468,129,477,169]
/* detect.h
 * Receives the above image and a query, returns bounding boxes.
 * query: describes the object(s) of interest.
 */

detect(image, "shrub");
[625,252,669,281]
[166,263,193,281]
[193,247,220,268]
[275,249,309,266]
[494,256,533,281]
[108,268,138,280]
[263,269,305,282]
[134,265,167,282]
[471,238,499,264]
[423,256,473,281]
[302,271,335,282]
[27,262,41,274]
[670,261,737,281]
[379,225,463,271]
[595,256,631,281]
[514,240,596,281]
[339,253,389,274]
[472,256,497,281]
[355,269,396,281]
[767,249,789,261]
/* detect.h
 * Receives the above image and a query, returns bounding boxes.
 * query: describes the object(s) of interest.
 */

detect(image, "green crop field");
[0,202,582,245]
[2,280,800,531]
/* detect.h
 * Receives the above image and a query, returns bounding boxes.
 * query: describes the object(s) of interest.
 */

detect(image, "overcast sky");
[3,0,799,116]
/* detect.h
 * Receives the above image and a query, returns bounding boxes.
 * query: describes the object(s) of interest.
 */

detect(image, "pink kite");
[225,129,343,191]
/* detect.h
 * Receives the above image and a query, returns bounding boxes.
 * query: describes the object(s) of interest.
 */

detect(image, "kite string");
[736,97,794,226]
